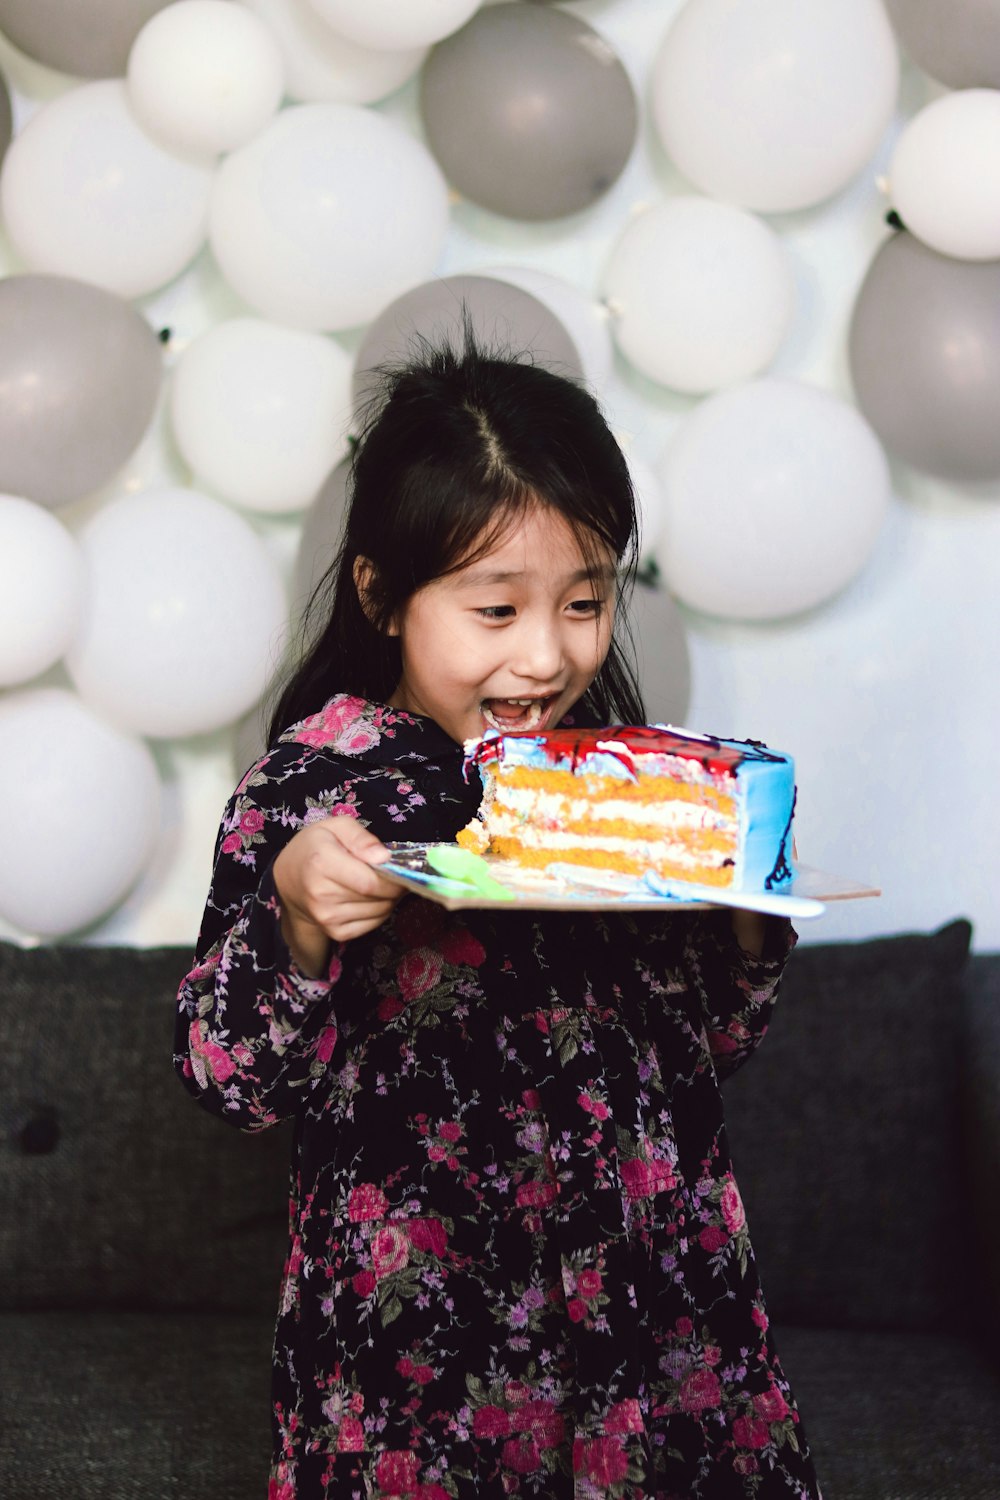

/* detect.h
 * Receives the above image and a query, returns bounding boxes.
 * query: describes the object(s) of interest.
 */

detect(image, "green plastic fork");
[426,845,516,902]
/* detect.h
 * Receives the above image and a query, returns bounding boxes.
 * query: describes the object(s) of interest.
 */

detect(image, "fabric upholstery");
[0,940,290,1313]
[723,920,972,1331]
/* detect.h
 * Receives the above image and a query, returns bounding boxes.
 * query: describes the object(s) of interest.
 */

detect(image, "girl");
[175,335,821,1500]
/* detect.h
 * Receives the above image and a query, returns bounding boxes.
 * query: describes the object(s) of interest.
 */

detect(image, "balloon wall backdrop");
[0,0,996,946]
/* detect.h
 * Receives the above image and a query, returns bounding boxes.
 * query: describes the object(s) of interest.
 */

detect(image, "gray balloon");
[0,67,11,168]
[293,456,351,630]
[0,275,162,508]
[629,578,691,726]
[420,3,637,221]
[883,0,1000,89]
[0,0,173,78]
[353,274,585,406]
[849,231,1000,483]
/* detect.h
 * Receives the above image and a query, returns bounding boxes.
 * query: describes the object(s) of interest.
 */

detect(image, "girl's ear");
[353,556,398,635]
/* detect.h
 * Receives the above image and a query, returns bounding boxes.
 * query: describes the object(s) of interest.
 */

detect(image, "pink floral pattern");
[175,694,821,1499]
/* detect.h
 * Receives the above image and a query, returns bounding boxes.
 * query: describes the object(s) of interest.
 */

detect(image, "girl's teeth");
[482,698,547,730]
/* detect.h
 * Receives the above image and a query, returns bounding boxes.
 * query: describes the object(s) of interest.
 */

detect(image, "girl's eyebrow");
[455,565,616,588]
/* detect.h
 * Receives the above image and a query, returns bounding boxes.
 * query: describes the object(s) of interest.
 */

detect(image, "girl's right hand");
[272,816,403,975]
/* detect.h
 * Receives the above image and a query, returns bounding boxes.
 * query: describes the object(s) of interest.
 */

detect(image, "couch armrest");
[962,954,1000,1340]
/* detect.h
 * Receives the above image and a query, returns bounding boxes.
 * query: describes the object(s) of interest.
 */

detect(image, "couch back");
[725,918,976,1334]
[0,941,290,1314]
[0,922,988,1332]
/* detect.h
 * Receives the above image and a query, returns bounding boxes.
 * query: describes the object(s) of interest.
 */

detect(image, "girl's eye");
[569,598,605,615]
[475,605,515,620]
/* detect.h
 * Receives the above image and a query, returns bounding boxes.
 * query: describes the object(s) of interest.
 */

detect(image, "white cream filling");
[491,786,731,833]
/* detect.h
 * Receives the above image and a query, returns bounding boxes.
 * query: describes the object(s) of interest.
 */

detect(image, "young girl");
[175,336,821,1500]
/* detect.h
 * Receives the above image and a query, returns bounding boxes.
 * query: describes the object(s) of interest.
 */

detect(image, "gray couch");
[1,919,997,1499]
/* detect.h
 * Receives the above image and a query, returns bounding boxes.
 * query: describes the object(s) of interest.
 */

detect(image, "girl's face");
[385,505,616,746]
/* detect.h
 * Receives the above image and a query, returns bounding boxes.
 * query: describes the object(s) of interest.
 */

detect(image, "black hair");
[267,328,645,744]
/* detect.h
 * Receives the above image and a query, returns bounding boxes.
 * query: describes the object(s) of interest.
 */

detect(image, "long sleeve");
[684,910,798,1081]
[173,744,359,1132]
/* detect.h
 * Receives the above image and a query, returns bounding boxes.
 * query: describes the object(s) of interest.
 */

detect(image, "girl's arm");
[684,908,798,1081]
[174,750,401,1132]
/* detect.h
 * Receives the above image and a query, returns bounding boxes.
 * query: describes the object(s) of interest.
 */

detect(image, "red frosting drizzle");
[467,725,779,779]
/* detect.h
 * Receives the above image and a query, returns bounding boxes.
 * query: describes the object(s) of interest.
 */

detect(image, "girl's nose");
[512,618,565,684]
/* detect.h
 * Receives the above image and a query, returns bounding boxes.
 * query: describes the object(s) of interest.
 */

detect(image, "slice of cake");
[457,725,796,892]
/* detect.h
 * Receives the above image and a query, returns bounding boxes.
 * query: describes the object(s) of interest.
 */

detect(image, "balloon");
[0,0,173,77]
[420,3,637,221]
[888,90,1000,262]
[65,488,288,738]
[127,1,284,157]
[304,0,481,50]
[601,198,794,393]
[485,265,613,393]
[352,274,584,405]
[629,577,691,726]
[622,451,668,560]
[0,688,161,938]
[651,0,899,213]
[170,319,353,513]
[0,275,162,509]
[0,81,213,299]
[239,0,427,104]
[209,103,449,331]
[654,380,891,620]
[883,0,1000,89]
[0,65,12,166]
[292,456,350,623]
[0,496,84,685]
[849,231,1000,483]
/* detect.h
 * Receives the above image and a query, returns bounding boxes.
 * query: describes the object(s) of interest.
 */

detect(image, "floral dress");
[175,694,822,1500]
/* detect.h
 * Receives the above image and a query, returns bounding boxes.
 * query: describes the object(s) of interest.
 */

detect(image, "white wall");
[1,0,996,952]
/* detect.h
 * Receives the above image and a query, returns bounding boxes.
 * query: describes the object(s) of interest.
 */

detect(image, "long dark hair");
[268,329,645,744]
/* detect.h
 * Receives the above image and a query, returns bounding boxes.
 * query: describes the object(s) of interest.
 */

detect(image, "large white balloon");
[66,488,288,738]
[304,0,481,51]
[655,380,891,620]
[170,319,353,513]
[0,81,213,299]
[209,103,449,330]
[485,265,614,393]
[622,450,669,560]
[239,0,427,103]
[0,688,161,938]
[0,496,84,686]
[602,199,794,393]
[889,89,1000,262]
[651,0,899,213]
[127,0,285,157]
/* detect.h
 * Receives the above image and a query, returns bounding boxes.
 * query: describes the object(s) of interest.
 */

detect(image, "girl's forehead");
[454,505,613,580]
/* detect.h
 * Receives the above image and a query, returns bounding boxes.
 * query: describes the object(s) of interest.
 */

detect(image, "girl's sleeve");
[173,748,350,1133]
[683,910,798,1081]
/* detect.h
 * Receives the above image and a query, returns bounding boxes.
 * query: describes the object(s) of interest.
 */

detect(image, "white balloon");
[0,496,84,686]
[66,488,288,738]
[127,1,285,157]
[655,380,891,620]
[170,319,353,513]
[485,265,614,393]
[602,198,794,393]
[209,103,449,330]
[0,81,213,299]
[0,688,161,937]
[621,451,668,559]
[651,0,899,213]
[304,0,481,51]
[239,0,426,103]
[889,89,1000,262]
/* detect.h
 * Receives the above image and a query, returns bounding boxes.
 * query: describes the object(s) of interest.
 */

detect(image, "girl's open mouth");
[481,697,554,732]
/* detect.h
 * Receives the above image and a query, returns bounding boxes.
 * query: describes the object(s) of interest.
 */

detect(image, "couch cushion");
[0,941,290,1313]
[724,920,972,1332]
[774,1322,1000,1500]
[0,1310,273,1499]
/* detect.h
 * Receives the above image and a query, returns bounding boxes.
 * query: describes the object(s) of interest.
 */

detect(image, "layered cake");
[457,725,796,891]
